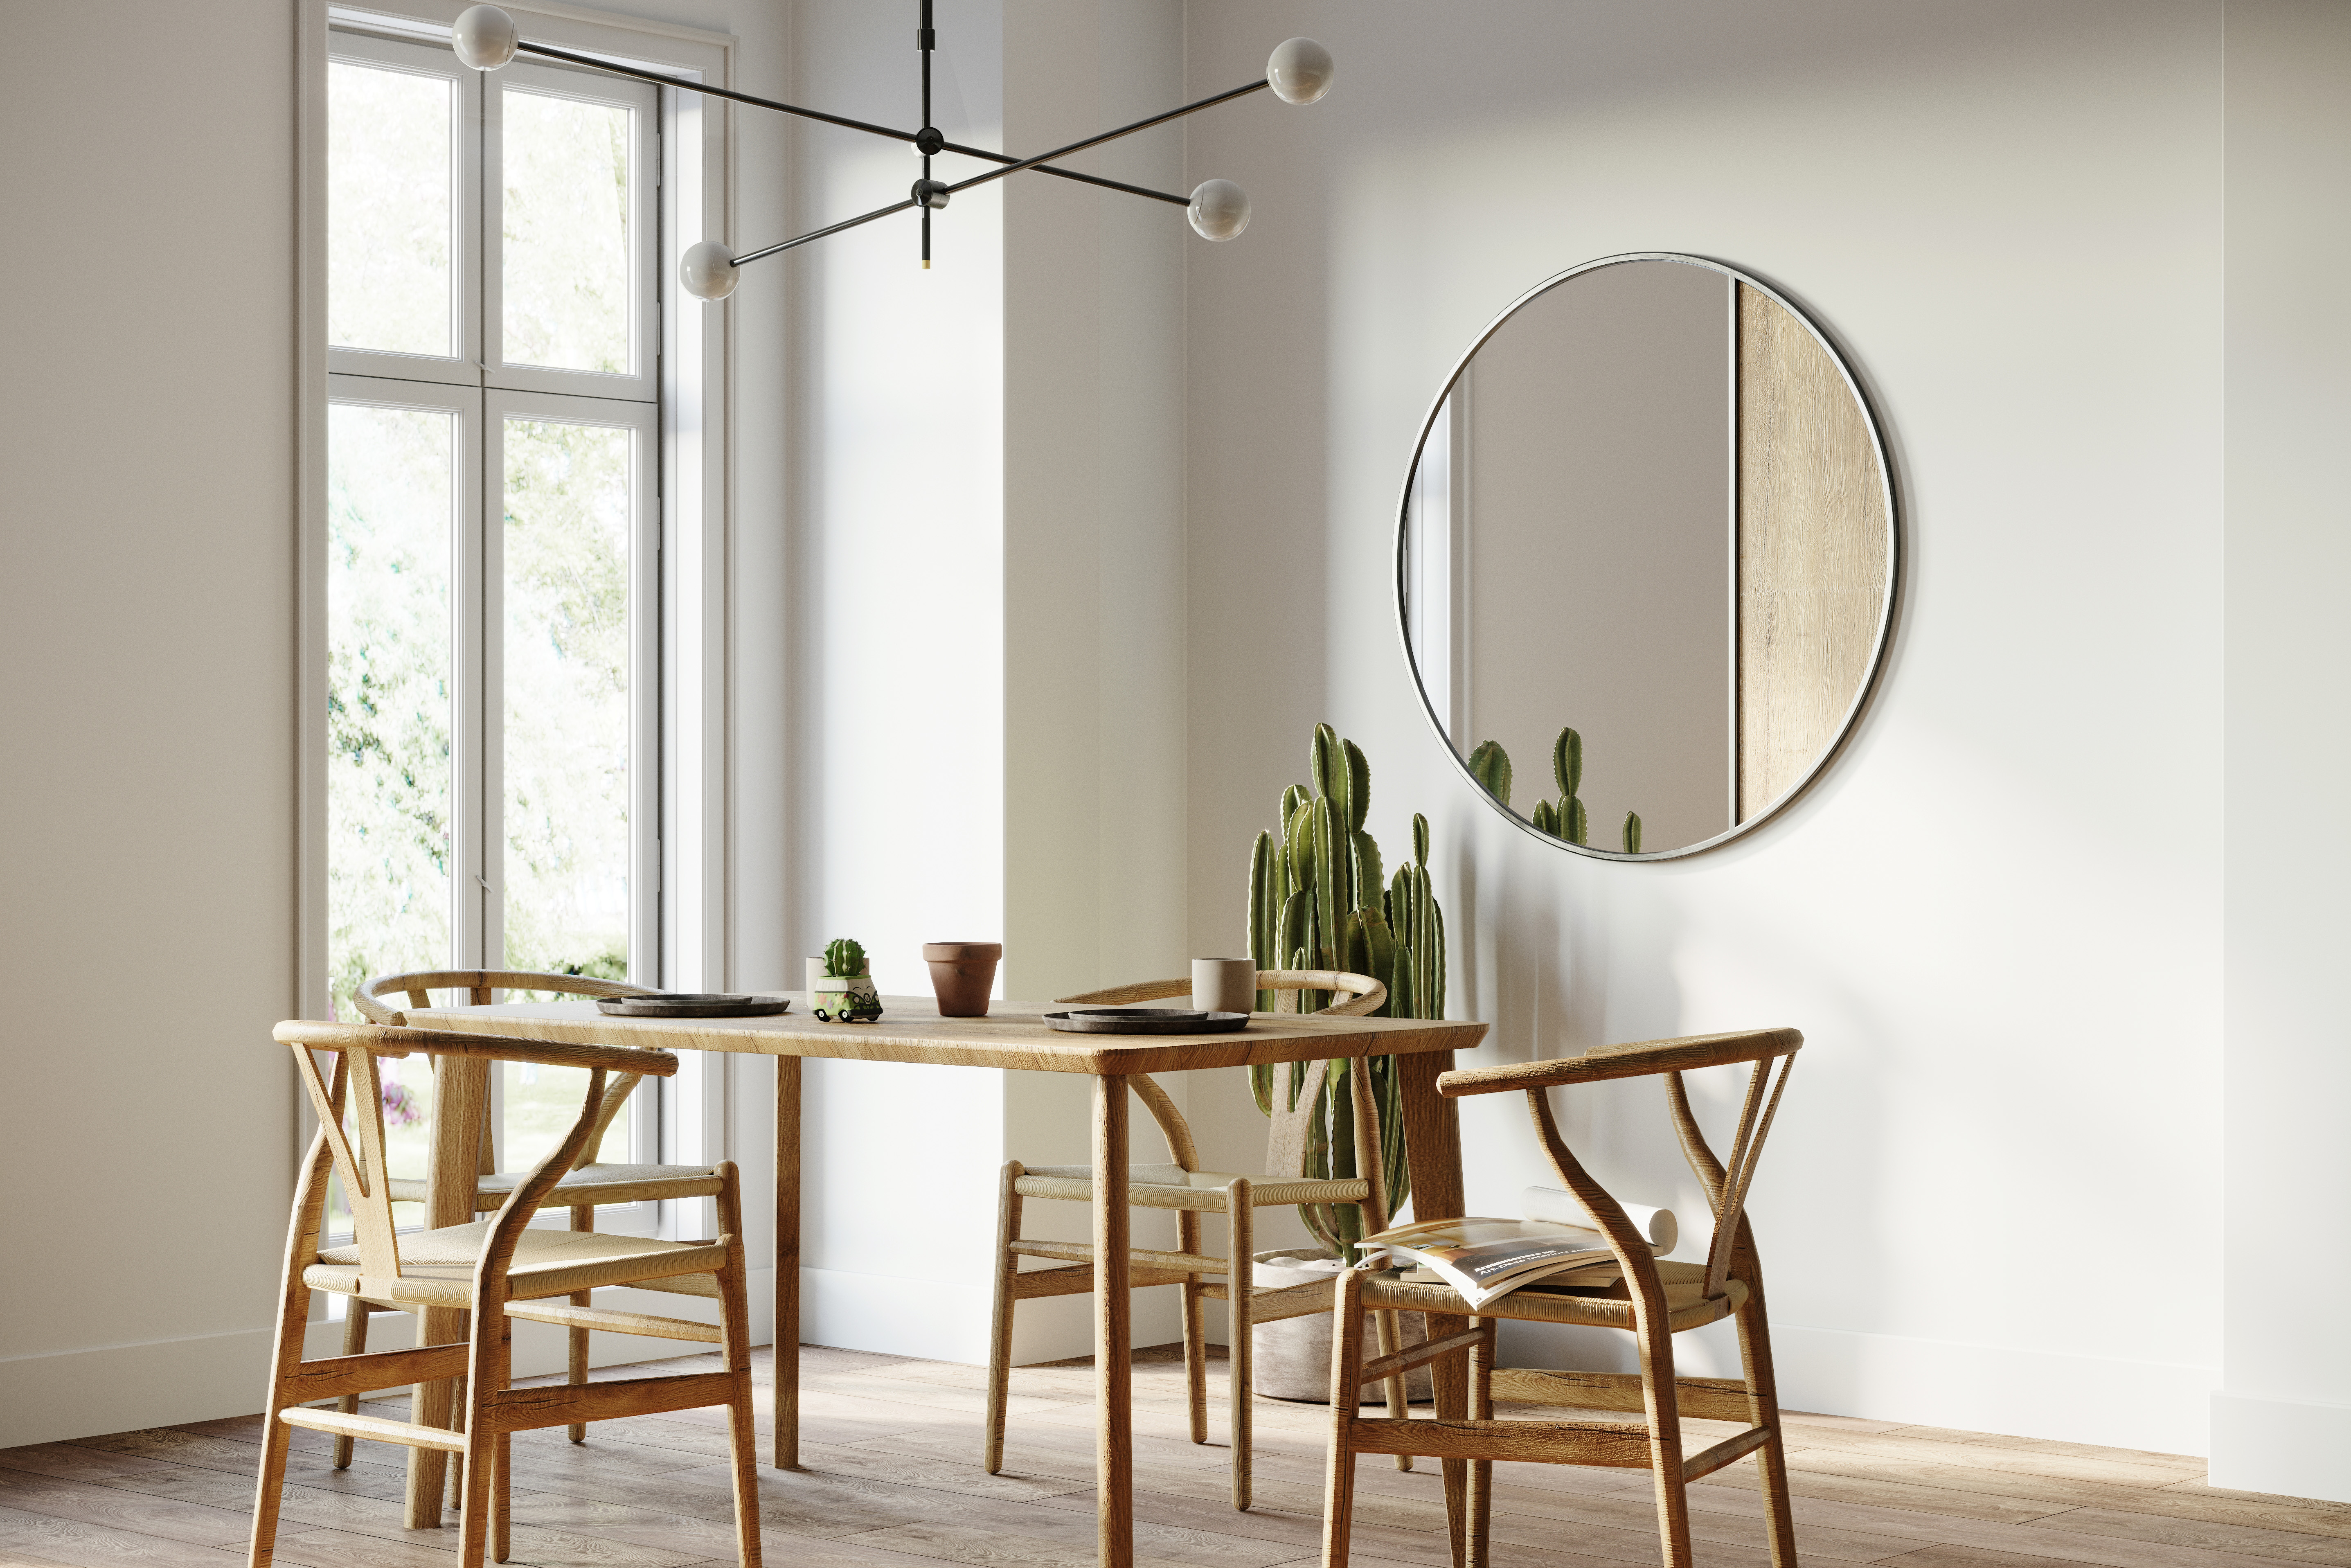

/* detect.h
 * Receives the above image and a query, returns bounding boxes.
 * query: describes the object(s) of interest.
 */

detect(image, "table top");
[405,992,1488,1075]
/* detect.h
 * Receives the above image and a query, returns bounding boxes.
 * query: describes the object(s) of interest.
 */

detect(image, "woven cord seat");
[310,1220,728,1305]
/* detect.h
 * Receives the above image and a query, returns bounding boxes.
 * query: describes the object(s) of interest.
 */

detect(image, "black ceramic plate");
[1070,1007,1207,1022]
[597,994,793,1018]
[1044,1009,1250,1035]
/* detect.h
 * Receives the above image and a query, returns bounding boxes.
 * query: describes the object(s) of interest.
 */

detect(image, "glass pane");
[502,1055,634,1177]
[329,62,456,357]
[327,401,456,1231]
[502,89,633,373]
[501,416,634,1171]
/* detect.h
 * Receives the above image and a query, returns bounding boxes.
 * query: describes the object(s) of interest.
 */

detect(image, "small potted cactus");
[807,938,883,1023]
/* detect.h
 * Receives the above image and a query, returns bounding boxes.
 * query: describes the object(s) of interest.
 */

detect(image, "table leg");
[406,1054,490,1528]
[774,1056,801,1470]
[1396,1050,1466,1567]
[1092,1074,1133,1568]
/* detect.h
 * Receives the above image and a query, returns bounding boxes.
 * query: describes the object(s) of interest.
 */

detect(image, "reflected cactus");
[1466,740,1512,806]
[1472,728,1641,852]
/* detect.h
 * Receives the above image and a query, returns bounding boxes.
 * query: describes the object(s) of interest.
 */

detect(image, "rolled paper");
[1520,1185,1676,1254]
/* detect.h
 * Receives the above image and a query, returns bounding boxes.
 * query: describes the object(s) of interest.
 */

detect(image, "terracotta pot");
[1248,1248,1432,1403]
[923,941,1001,1017]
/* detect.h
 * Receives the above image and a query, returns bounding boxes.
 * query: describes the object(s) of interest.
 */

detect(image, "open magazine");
[1365,1190,1678,1310]
[1363,1216,1623,1310]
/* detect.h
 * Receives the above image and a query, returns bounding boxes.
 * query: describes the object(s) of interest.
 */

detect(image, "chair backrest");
[1437,1027,1802,1302]
[275,1020,677,1295]
[1051,970,1391,1197]
[1056,968,1386,1018]
[354,969,660,1174]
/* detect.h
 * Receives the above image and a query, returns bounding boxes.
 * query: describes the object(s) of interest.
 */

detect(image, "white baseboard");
[1770,1322,2217,1457]
[0,1268,776,1451]
[2211,1390,2351,1502]
[1491,1318,2216,1458]
[795,1266,1189,1369]
[800,1266,996,1365]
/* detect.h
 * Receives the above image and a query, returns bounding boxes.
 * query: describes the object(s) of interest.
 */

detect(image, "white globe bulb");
[1188,180,1250,242]
[681,241,739,301]
[452,5,519,70]
[1266,37,1334,105]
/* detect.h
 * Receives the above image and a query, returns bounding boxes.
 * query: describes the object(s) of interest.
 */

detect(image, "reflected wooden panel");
[1736,282,1891,820]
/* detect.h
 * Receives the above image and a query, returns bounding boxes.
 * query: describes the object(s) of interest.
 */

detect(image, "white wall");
[2214,0,2351,1501]
[780,0,1194,1367]
[1184,0,2229,1456]
[0,0,300,1447]
[0,0,794,1450]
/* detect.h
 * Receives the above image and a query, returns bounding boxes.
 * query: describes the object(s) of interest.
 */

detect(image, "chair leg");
[458,1298,510,1568]
[1734,1271,1798,1568]
[984,1161,1024,1475]
[446,1330,469,1513]
[1372,1308,1412,1471]
[248,1281,313,1568]
[1633,1305,1695,1568]
[247,1404,296,1568]
[1466,1320,1495,1568]
[331,1300,371,1469]
[1320,1267,1367,1568]
[456,1435,495,1568]
[491,1432,512,1564]
[1226,1181,1253,1512]
[716,1203,766,1568]
[1178,1208,1209,1447]
[567,1204,595,1444]
[411,1304,464,1526]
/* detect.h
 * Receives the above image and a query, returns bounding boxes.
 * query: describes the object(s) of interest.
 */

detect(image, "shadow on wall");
[1439,818,1893,1386]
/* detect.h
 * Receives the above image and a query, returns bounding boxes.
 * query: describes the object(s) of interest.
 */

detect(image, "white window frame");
[323,31,480,383]
[486,61,660,402]
[299,0,736,1250]
[483,387,662,975]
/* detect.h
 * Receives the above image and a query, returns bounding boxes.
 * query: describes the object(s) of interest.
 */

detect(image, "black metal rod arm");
[1025,165,1191,207]
[939,140,1189,205]
[515,39,919,145]
[515,39,1189,209]
[734,198,919,267]
[943,78,1268,196]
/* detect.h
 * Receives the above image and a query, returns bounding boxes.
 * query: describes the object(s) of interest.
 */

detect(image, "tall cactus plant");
[1245,724,1446,1253]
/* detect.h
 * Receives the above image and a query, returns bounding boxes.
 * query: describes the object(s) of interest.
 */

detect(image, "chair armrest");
[1056,978,1191,1006]
[349,991,405,1025]
[1437,1028,1802,1096]
[275,1020,679,1078]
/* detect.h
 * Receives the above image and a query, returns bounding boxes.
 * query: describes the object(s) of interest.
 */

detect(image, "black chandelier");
[449,3,1335,299]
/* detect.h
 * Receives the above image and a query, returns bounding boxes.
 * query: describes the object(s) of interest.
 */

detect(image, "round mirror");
[1397,254,1896,858]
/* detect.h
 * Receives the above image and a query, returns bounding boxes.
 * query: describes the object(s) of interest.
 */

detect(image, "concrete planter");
[1248,1248,1432,1404]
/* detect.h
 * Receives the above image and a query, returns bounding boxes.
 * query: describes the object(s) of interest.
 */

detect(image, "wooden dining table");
[405,991,1490,1567]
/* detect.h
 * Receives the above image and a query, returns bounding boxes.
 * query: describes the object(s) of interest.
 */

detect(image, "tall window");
[325,27,660,1191]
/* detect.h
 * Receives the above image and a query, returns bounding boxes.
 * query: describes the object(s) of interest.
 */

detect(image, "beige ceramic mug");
[1191,957,1257,1015]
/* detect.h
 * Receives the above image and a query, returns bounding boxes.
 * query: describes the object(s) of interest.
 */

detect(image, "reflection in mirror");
[1401,255,1892,856]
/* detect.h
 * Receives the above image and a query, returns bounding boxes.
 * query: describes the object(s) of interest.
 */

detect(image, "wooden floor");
[2,1342,2345,1568]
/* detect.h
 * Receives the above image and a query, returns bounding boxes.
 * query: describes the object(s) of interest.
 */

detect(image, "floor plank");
[3,1341,2337,1568]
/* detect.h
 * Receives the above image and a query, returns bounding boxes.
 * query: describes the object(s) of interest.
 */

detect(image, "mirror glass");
[1399,255,1894,857]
